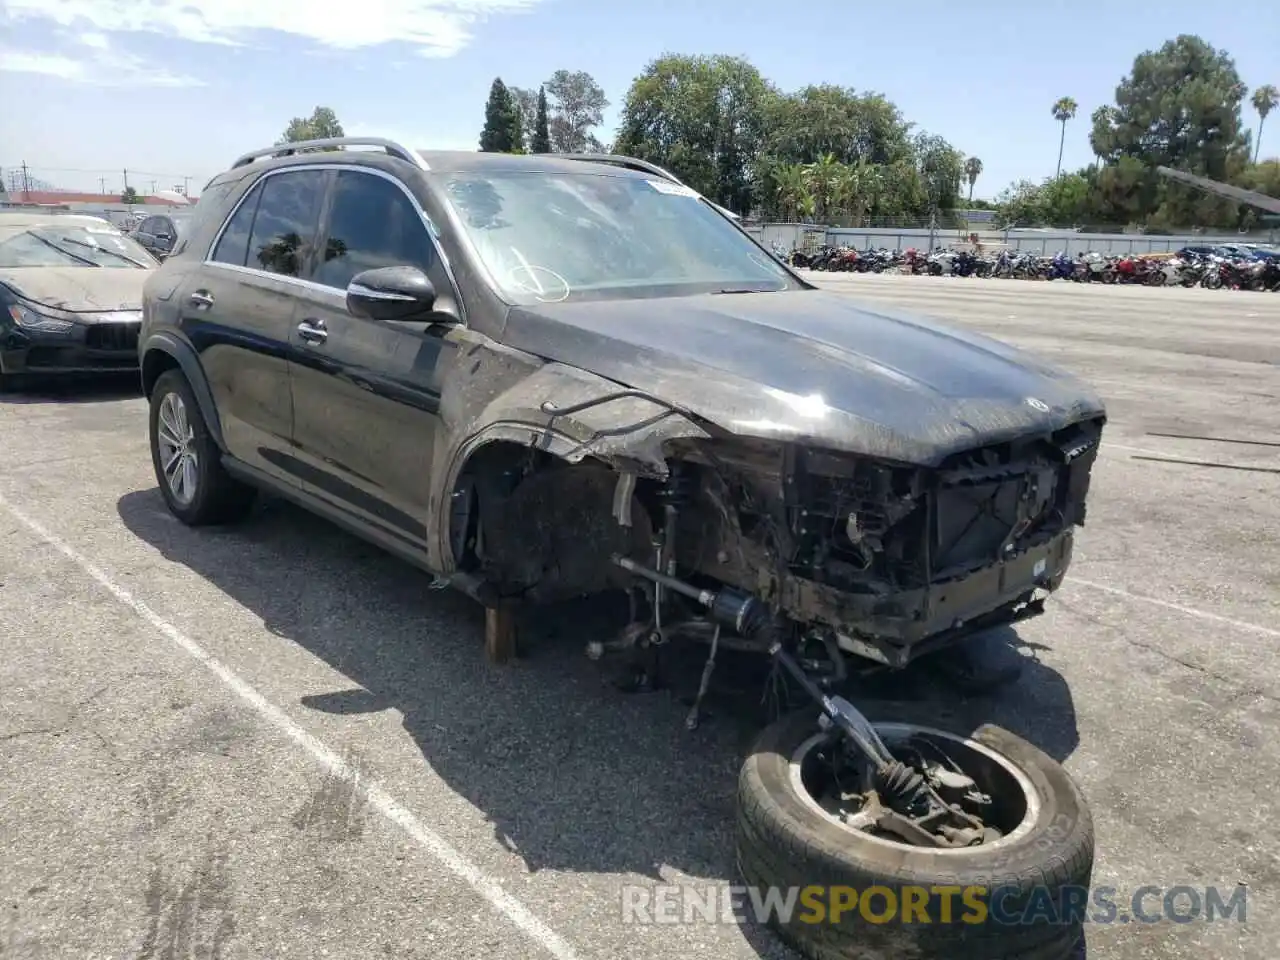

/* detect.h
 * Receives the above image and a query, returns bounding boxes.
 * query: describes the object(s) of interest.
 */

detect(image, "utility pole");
[183,176,191,197]
[149,179,157,194]
[99,176,107,194]
[122,168,129,193]
[21,161,30,194]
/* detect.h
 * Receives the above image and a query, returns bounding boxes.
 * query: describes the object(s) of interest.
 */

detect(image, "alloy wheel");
[157,391,198,506]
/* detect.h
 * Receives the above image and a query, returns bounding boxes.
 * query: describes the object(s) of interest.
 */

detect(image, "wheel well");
[141,348,181,398]
[448,439,654,602]
[448,440,549,573]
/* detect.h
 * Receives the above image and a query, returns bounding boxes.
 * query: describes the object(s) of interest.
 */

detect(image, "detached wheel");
[149,369,256,525]
[736,703,1093,960]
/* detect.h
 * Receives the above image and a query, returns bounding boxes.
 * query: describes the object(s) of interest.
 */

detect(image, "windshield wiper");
[26,231,101,267]
[57,235,149,268]
[714,287,766,295]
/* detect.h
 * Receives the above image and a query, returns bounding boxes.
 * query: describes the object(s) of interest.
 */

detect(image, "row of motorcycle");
[780,245,1280,291]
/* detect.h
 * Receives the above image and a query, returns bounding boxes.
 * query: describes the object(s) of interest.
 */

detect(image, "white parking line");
[1071,578,1280,639]
[0,491,582,960]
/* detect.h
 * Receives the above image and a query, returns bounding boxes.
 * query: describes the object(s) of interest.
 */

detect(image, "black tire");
[737,702,1093,960]
[149,368,256,525]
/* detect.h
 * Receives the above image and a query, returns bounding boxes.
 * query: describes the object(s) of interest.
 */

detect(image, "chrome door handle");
[296,319,328,344]
[188,291,214,308]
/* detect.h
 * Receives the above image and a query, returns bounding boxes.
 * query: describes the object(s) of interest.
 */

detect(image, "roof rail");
[553,153,684,185]
[231,137,429,171]
[550,153,741,220]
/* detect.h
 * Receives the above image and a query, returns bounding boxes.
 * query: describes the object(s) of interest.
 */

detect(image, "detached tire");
[149,369,256,526]
[736,703,1093,960]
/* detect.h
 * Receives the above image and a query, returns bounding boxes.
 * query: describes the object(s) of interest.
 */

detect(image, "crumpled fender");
[428,361,711,571]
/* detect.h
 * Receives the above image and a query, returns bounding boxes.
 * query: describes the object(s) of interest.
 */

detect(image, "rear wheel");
[149,369,256,525]
[737,702,1093,960]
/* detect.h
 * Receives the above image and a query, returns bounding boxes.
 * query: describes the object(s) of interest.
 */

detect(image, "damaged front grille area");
[795,419,1103,590]
[678,417,1104,603]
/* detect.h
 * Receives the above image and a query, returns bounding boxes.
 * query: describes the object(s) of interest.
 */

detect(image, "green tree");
[279,106,344,144]
[963,157,983,202]
[1090,35,1251,226]
[914,132,964,214]
[1241,159,1280,197]
[761,84,914,169]
[479,78,521,153]
[545,69,608,152]
[508,86,538,146]
[614,53,772,214]
[1253,84,1278,162]
[120,186,139,205]
[1051,97,1077,179]
[532,85,552,153]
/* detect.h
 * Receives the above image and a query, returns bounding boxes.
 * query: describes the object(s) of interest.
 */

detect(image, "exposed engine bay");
[626,416,1100,660]
[463,413,1104,677]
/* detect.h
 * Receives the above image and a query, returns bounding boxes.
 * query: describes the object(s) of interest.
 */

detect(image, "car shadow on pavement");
[117,488,1080,953]
[0,374,142,405]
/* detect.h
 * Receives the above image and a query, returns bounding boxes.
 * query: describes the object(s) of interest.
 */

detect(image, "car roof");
[0,211,117,229]
[214,140,743,218]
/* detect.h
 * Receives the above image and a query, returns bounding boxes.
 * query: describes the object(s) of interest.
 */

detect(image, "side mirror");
[346,266,439,323]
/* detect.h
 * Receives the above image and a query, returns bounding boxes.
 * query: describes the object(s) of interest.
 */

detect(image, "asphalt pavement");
[1,274,1277,960]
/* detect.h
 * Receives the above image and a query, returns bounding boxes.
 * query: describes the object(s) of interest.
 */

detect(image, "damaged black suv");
[140,137,1104,960]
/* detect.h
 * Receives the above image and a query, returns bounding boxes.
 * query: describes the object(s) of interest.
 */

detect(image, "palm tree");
[803,153,842,222]
[773,163,810,221]
[1052,96,1078,178]
[1253,85,1279,163]
[963,157,983,203]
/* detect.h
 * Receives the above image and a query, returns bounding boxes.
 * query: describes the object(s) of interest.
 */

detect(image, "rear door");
[179,167,328,487]
[287,167,458,550]
[150,216,178,258]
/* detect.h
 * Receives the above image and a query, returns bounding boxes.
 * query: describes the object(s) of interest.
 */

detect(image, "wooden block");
[484,603,518,664]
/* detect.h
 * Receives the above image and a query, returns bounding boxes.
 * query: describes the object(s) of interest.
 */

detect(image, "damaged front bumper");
[778,528,1073,667]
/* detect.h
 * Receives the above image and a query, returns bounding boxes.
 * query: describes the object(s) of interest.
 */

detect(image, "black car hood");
[504,289,1106,466]
[0,267,146,313]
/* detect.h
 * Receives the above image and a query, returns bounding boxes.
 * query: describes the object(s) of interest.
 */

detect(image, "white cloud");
[0,32,203,87]
[0,50,85,79]
[0,0,545,58]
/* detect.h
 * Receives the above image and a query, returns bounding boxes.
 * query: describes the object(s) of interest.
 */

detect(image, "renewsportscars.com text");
[619,884,1248,927]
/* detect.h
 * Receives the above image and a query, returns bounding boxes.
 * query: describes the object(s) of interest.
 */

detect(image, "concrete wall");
[744,222,1277,256]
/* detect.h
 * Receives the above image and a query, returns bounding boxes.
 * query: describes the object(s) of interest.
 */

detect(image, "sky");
[1,0,1277,199]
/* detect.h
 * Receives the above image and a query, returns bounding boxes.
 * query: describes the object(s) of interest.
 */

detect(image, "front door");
[287,168,458,552]
[180,167,327,487]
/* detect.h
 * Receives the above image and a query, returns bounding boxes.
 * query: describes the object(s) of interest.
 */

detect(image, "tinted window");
[312,170,437,289]
[210,183,262,266]
[246,170,327,278]
[138,217,159,235]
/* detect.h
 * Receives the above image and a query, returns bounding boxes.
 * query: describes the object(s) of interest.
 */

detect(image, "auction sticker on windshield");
[646,179,700,198]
